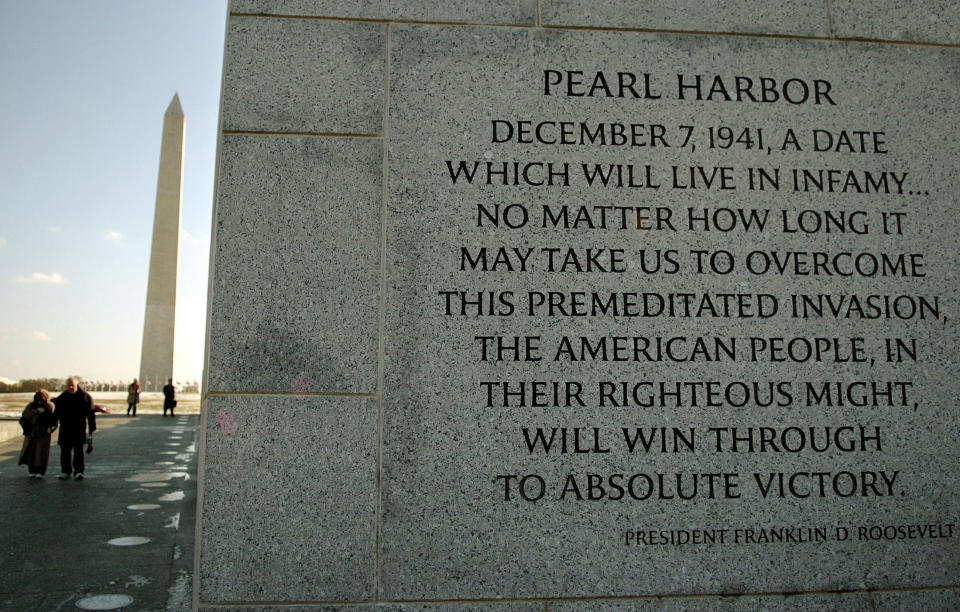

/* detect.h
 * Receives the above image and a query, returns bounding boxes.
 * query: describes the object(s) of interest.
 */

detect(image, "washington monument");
[140,94,183,391]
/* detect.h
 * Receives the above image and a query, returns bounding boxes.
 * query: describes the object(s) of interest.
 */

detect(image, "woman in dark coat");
[18,390,57,478]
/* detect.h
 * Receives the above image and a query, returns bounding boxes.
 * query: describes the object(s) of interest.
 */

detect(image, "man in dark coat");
[53,377,96,480]
[162,378,176,417]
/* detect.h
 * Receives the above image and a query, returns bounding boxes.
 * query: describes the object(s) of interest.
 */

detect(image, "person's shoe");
[58,473,69,480]
[35,474,44,479]
[74,473,84,480]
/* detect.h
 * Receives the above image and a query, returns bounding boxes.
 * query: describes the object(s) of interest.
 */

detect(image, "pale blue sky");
[0,1,228,383]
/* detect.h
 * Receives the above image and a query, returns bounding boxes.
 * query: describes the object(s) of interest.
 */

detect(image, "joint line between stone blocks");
[374,21,393,600]
[221,129,382,138]
[204,391,376,398]
[229,12,539,29]
[225,12,957,46]
[825,0,836,38]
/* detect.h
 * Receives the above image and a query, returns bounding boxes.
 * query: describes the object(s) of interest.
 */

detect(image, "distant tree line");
[0,378,200,393]
[0,377,73,393]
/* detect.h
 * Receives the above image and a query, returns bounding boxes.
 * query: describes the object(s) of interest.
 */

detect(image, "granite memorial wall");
[197,1,959,609]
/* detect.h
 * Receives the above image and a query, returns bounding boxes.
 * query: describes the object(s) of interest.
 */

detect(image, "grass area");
[0,391,201,418]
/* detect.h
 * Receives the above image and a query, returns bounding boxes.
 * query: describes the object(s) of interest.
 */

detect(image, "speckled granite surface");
[222,17,385,133]
[380,23,960,600]
[199,1,960,606]
[199,394,377,601]
[207,134,382,394]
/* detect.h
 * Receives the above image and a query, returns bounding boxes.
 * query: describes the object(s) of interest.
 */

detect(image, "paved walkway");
[0,414,199,611]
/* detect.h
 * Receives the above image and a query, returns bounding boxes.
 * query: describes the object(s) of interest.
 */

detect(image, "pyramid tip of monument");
[166,93,183,116]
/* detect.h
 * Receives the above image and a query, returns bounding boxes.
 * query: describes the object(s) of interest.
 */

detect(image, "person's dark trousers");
[127,403,136,416]
[60,443,85,475]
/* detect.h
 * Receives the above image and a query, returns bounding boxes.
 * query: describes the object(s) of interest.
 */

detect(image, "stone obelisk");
[139,94,183,391]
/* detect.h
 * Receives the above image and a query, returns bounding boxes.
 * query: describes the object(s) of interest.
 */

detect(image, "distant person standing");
[18,390,57,478]
[162,378,176,417]
[126,378,141,416]
[53,377,96,480]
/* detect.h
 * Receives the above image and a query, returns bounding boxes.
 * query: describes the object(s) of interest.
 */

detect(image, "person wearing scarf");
[18,390,57,478]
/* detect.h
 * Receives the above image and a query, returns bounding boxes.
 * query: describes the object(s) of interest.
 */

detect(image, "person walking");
[126,378,141,416]
[53,377,96,480]
[162,378,176,417]
[18,390,57,478]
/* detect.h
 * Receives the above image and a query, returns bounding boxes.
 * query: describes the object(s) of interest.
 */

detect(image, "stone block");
[222,17,385,133]
[831,0,960,45]
[540,0,830,37]
[207,134,381,394]
[230,0,537,25]
[379,23,960,600]
[198,395,377,602]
